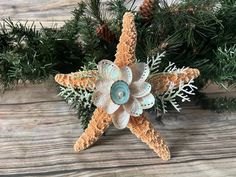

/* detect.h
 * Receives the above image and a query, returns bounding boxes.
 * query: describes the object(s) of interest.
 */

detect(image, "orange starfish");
[55,12,200,160]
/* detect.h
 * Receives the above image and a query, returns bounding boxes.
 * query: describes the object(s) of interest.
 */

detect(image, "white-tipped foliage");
[157,79,197,113]
[164,61,187,74]
[59,86,93,110]
[147,53,198,114]
[147,51,166,75]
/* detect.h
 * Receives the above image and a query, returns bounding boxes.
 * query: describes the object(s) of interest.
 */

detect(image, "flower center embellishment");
[110,80,130,105]
[92,59,155,129]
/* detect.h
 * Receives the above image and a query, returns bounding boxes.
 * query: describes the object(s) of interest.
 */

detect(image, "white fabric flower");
[92,60,155,129]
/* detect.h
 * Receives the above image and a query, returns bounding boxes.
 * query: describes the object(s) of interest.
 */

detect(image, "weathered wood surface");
[0,81,236,176]
[1,0,235,176]
[0,0,144,28]
[0,0,80,27]
[1,0,181,28]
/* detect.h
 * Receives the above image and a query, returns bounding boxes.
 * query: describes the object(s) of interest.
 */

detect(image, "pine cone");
[96,24,117,43]
[139,0,155,19]
[186,7,195,15]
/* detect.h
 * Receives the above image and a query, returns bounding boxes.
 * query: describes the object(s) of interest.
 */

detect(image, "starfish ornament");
[55,12,200,161]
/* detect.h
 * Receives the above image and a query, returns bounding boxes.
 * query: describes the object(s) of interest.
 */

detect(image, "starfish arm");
[74,13,138,152]
[114,12,137,68]
[74,108,112,152]
[127,114,171,160]
[55,70,98,91]
[148,68,200,94]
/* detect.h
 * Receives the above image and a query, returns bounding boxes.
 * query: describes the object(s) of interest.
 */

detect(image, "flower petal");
[138,93,155,109]
[103,98,120,114]
[95,79,113,93]
[120,66,133,85]
[92,91,109,108]
[130,81,152,98]
[130,63,150,82]
[92,91,119,114]
[124,97,143,117]
[112,106,130,129]
[98,60,121,81]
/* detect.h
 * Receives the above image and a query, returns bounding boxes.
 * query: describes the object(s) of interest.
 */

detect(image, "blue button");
[110,80,130,105]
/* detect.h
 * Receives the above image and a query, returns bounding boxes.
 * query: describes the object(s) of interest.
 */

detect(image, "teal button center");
[110,80,130,105]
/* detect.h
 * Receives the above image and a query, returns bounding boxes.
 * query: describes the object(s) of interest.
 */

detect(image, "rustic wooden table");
[0,0,144,28]
[0,81,236,176]
[0,0,79,28]
[1,0,236,176]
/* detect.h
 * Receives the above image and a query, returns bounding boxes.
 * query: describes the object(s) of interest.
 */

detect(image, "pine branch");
[85,0,104,24]
[199,95,236,113]
[106,0,128,21]
[0,0,235,116]
[201,45,236,87]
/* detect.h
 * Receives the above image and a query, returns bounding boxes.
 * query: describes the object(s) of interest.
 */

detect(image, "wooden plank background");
[0,0,175,27]
[0,0,146,28]
[0,0,81,27]
[0,81,236,176]
[0,0,236,176]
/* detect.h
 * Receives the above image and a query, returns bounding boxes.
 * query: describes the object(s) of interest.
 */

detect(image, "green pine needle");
[201,96,236,113]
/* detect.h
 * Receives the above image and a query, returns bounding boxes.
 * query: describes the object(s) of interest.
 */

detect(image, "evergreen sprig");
[0,18,84,90]
[58,86,95,129]
[199,96,236,113]
[202,45,236,87]
[0,0,236,112]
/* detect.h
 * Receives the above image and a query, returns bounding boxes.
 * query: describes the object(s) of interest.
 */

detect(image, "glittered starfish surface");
[55,12,200,160]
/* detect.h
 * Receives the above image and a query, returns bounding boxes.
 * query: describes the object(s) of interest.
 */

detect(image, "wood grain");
[0,81,236,176]
[1,1,235,176]
[0,0,143,28]
[0,0,80,27]
[0,0,177,28]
